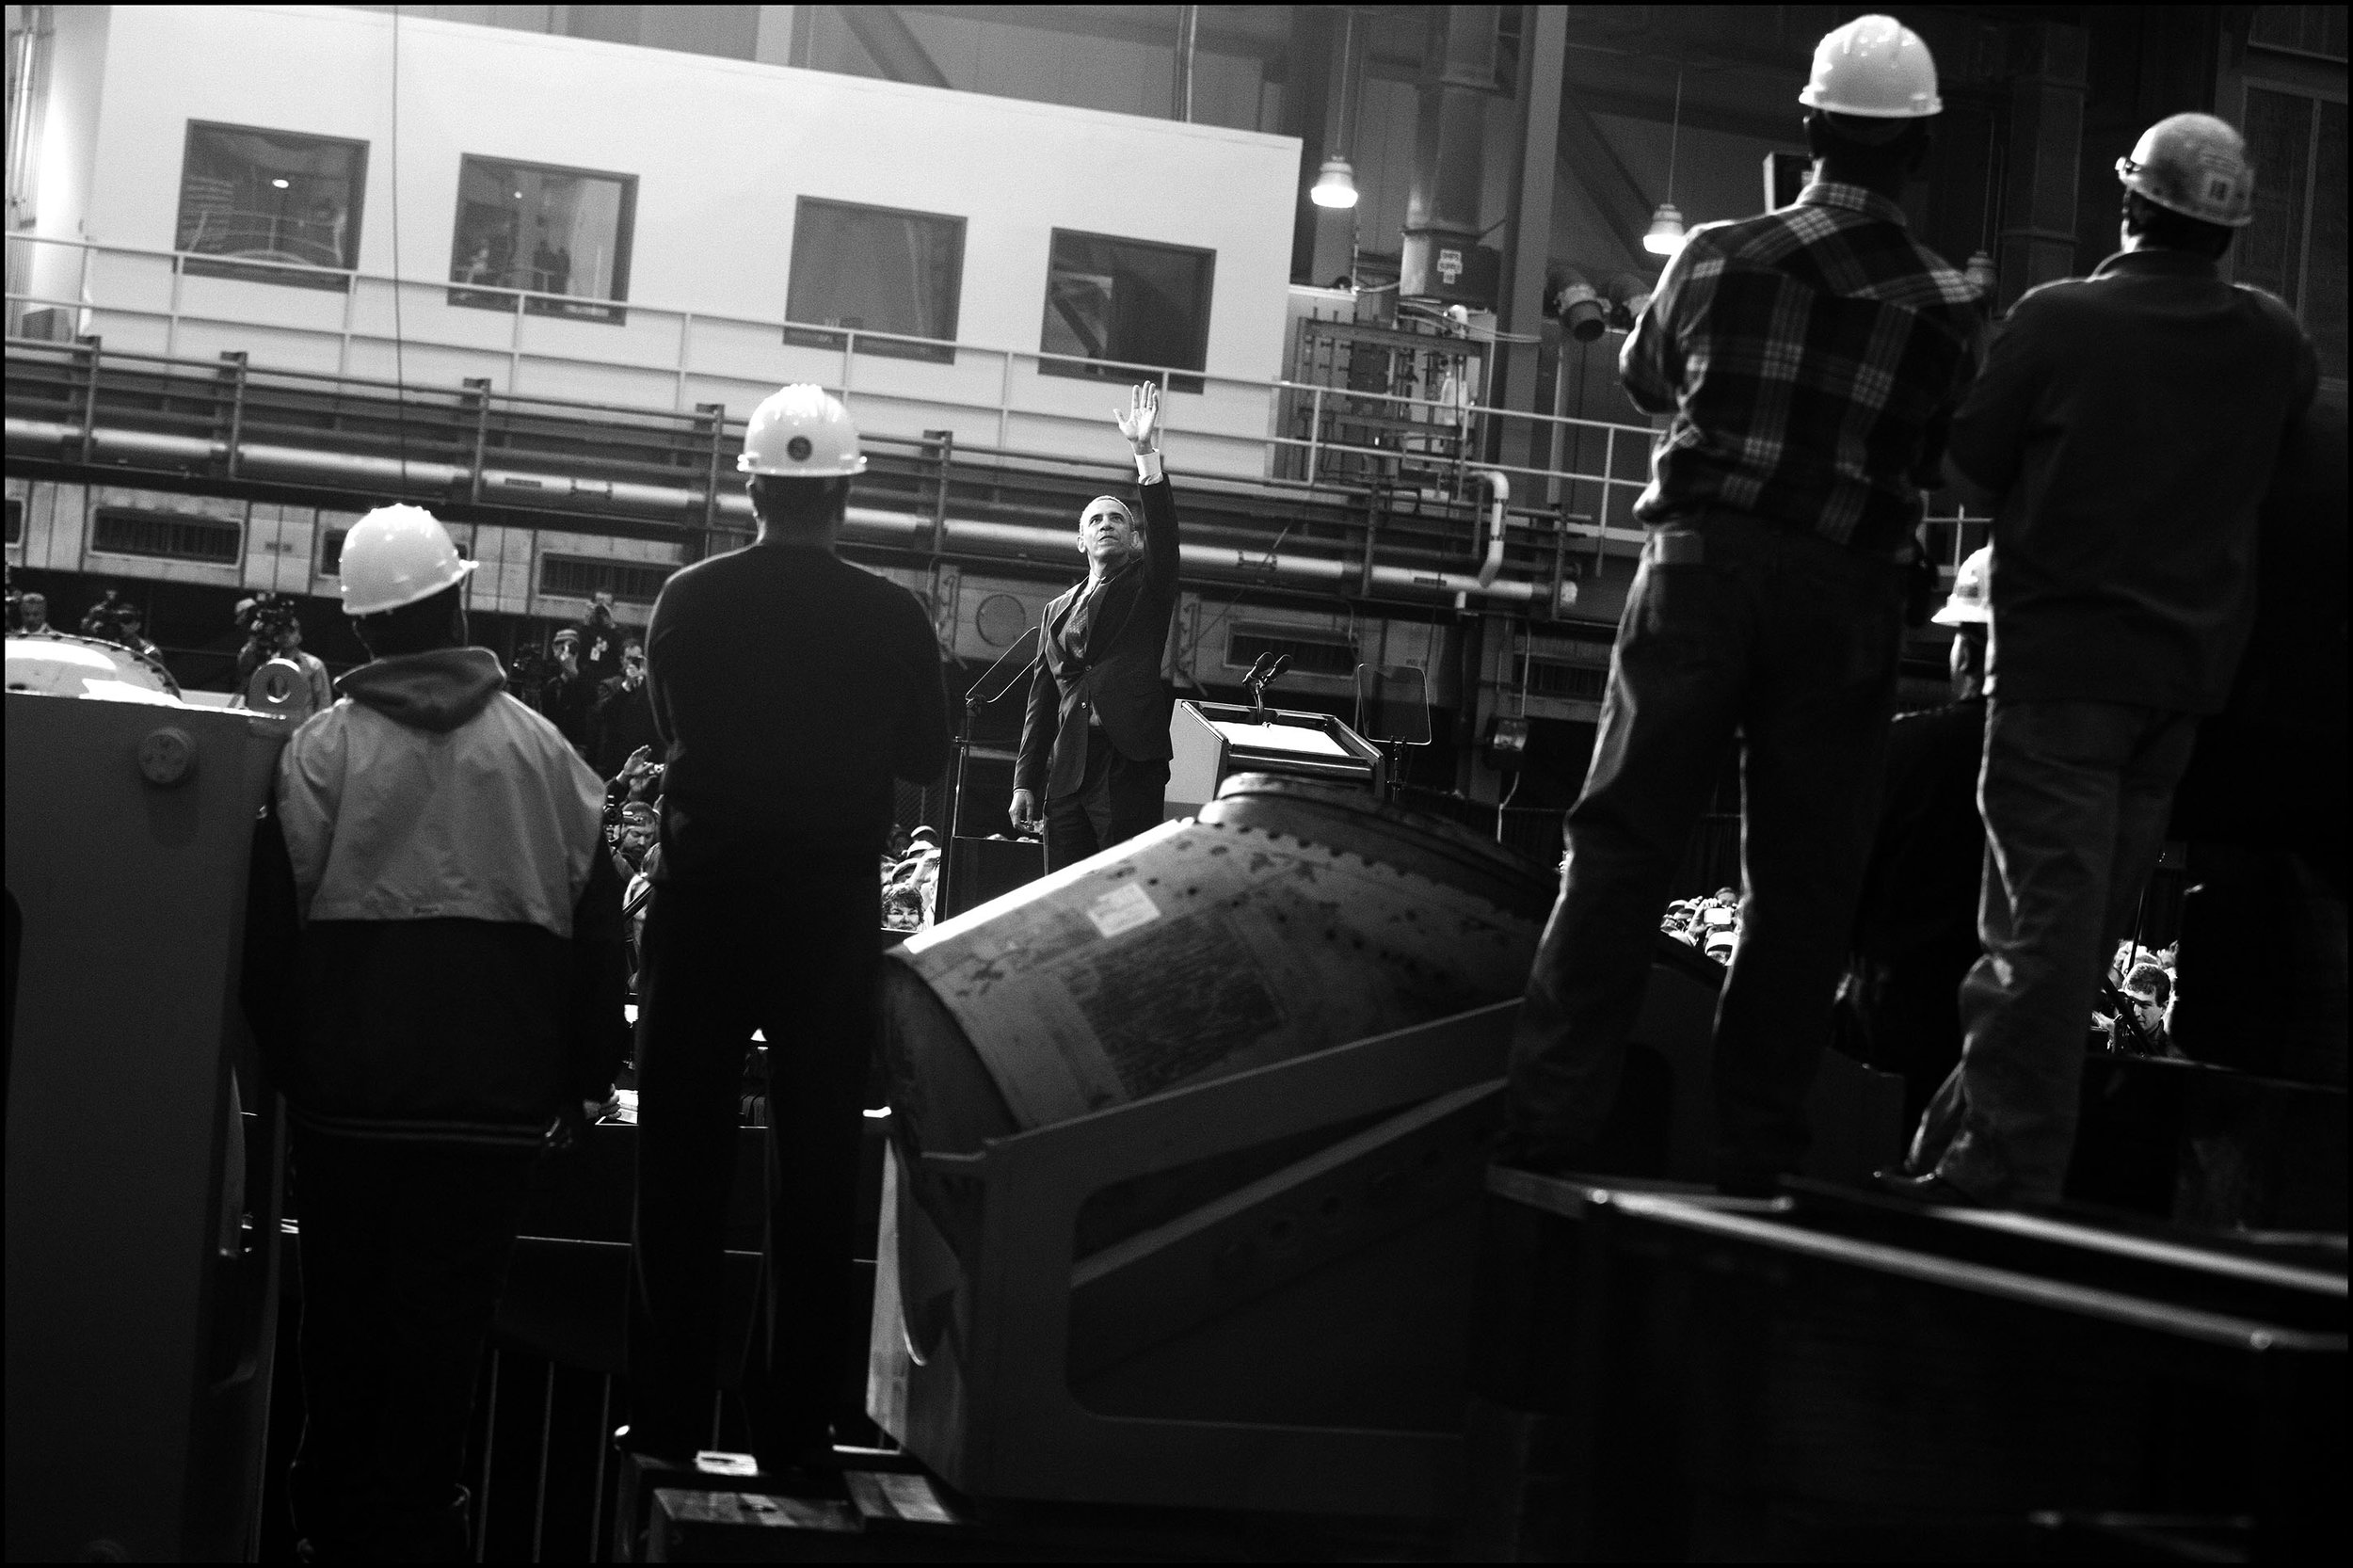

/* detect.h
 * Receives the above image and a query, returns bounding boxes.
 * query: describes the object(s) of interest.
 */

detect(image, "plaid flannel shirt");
[1621,182,1983,557]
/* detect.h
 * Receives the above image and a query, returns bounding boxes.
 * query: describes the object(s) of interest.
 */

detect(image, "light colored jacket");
[279,648,603,936]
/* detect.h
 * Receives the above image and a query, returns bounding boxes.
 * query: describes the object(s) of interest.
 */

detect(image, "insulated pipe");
[1471,469,1509,587]
[4,416,1545,604]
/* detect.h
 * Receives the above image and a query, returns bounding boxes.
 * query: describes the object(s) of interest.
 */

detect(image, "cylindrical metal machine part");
[879,776,1548,1246]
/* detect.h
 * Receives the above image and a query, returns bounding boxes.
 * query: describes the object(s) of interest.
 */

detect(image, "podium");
[1164,700,1383,819]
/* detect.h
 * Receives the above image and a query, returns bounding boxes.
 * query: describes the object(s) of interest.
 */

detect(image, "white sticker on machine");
[1085,881,1160,939]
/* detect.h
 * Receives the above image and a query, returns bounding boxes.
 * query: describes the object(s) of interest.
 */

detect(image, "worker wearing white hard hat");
[1832,542,1994,1128]
[1499,16,1982,1196]
[627,384,949,1475]
[258,498,627,1559]
[1889,115,2319,1209]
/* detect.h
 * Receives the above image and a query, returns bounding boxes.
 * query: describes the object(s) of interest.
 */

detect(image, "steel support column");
[1497,6,1566,475]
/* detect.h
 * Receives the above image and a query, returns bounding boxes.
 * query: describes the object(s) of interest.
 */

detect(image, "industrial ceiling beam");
[837,5,950,88]
[1554,88,1656,277]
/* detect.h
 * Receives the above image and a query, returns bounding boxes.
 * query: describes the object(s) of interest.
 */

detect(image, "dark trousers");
[627,872,877,1469]
[1044,728,1171,872]
[288,1125,539,1563]
[1502,515,1906,1185]
[1911,699,2200,1205]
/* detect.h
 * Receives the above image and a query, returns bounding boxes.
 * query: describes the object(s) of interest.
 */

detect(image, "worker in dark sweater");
[628,384,950,1481]
[1832,547,1992,1123]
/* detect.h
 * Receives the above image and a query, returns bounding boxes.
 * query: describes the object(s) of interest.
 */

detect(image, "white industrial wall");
[40,5,1305,472]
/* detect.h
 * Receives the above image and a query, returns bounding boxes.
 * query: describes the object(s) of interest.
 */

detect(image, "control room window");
[174,122,368,290]
[783,198,964,363]
[1038,230,1214,394]
[449,156,636,323]
[2239,85,2347,381]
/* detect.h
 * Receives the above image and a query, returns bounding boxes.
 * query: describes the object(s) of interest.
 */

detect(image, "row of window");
[173,120,1217,382]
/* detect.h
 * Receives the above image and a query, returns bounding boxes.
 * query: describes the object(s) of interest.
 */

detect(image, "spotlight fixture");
[270,178,289,189]
[1311,156,1360,210]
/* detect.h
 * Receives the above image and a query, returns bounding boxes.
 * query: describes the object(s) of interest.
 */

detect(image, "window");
[2240,85,2347,381]
[318,529,345,578]
[90,508,242,565]
[784,199,965,363]
[5,498,20,545]
[1039,231,1214,393]
[449,156,637,323]
[538,554,673,605]
[175,122,367,289]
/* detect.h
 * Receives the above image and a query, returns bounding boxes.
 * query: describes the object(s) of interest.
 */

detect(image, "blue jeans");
[1910,699,2200,1205]
[1501,514,1906,1184]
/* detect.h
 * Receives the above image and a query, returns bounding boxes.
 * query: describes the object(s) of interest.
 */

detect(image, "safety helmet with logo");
[2116,113,2254,229]
[1932,545,1992,627]
[739,384,868,478]
[1800,14,1942,120]
[340,504,476,617]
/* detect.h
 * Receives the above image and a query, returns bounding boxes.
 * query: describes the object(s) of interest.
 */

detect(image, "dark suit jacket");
[1017,474,1180,800]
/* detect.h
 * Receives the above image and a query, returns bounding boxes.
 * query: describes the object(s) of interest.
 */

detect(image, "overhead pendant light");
[1311,12,1363,212]
[1964,135,2001,301]
[1311,155,1360,209]
[1644,70,1688,257]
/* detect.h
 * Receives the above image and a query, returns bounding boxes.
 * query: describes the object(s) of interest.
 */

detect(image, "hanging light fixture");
[1311,10,1364,211]
[1643,70,1687,256]
[1964,129,2000,300]
[1311,156,1360,209]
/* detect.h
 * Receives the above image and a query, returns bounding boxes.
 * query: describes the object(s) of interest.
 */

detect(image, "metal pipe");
[1470,468,1509,587]
[1174,5,1198,122]
[6,415,1547,605]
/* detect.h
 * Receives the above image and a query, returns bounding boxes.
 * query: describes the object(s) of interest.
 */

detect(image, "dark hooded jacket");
[246,647,631,1144]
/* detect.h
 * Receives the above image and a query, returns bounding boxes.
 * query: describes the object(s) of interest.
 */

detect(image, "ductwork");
[4,416,1550,607]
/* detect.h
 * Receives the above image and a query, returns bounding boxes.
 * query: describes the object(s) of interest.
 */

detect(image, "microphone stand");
[939,624,1041,920]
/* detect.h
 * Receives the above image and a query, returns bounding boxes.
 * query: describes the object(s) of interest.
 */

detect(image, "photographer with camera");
[232,592,334,712]
[591,634,662,780]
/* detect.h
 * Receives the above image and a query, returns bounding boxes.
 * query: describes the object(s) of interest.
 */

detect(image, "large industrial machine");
[866,774,1908,1521]
[5,651,300,1561]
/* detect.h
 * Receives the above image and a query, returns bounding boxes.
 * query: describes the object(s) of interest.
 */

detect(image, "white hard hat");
[2117,113,2254,229]
[1932,546,1992,627]
[340,504,475,617]
[739,384,867,478]
[1800,14,1942,120]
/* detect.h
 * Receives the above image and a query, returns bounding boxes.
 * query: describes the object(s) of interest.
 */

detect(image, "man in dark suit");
[1011,383,1180,871]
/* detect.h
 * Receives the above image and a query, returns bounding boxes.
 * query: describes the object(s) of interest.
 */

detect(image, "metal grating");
[89,506,242,564]
[1225,625,1359,678]
[537,554,675,605]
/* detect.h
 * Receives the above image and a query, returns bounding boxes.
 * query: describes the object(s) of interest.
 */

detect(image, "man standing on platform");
[1886,113,2318,1207]
[629,385,949,1480]
[258,503,629,1561]
[1497,15,1982,1193]
[1010,382,1180,870]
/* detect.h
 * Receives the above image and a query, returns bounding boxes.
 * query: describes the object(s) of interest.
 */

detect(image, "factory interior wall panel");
[243,503,319,597]
[80,7,1301,393]
[468,522,539,621]
[169,321,349,382]
[176,269,353,338]
[507,356,681,413]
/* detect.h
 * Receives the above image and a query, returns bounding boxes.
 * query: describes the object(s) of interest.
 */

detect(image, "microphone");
[1241,651,1276,686]
[1263,654,1291,681]
[969,623,1044,708]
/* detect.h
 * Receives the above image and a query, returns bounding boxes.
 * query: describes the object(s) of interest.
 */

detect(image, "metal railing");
[6,231,1987,576]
